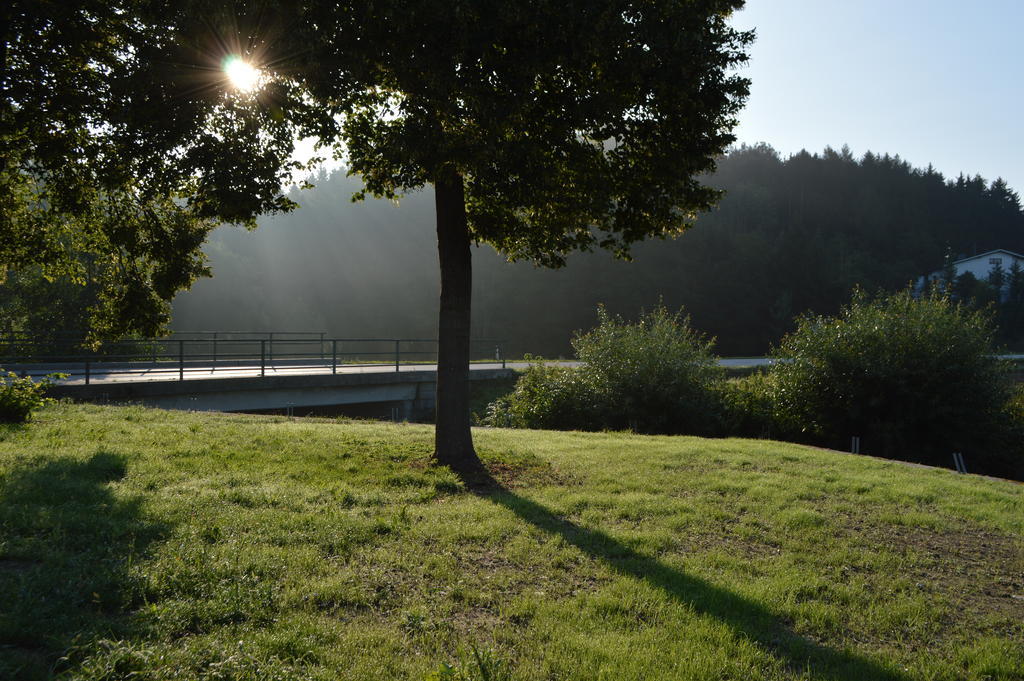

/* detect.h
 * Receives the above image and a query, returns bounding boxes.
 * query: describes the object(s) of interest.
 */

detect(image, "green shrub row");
[486,291,1024,480]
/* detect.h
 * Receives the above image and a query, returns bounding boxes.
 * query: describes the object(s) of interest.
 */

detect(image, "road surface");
[5,356,774,386]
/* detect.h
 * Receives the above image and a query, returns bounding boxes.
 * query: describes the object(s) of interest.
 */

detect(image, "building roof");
[953,249,1024,265]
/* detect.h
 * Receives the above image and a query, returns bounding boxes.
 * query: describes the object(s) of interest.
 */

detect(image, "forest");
[4,144,1024,356]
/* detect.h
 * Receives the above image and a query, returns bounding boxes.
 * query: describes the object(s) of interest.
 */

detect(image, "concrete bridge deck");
[45,364,518,417]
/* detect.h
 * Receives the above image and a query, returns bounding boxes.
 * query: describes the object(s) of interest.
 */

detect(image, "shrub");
[486,306,724,434]
[769,288,1013,468]
[0,370,61,423]
[484,363,606,430]
[717,372,782,439]
[989,384,1024,480]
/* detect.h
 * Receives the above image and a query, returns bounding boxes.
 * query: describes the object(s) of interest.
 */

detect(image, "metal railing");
[0,333,507,385]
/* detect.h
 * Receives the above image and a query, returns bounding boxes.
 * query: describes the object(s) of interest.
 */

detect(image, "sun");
[223,56,262,92]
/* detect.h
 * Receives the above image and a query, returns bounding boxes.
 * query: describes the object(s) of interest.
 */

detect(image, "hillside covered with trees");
[6,145,1023,355]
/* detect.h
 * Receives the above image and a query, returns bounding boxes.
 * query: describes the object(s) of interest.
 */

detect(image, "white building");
[950,249,1024,281]
[918,249,1024,300]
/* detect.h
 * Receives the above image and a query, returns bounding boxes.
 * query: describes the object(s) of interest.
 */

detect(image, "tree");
[8,1,752,470]
[988,261,1006,294]
[941,248,958,290]
[999,261,1024,346]
[2,1,220,342]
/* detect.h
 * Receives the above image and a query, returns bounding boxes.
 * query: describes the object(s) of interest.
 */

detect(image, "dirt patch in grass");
[842,514,1024,639]
[884,525,1021,612]
[683,532,784,562]
[408,449,578,491]
[350,542,607,625]
[482,457,578,489]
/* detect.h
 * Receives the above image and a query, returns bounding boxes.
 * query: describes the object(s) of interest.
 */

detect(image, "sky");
[297,2,1023,194]
[730,0,1023,193]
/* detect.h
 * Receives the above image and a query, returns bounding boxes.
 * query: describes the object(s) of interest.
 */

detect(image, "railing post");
[213,332,218,367]
[85,358,91,386]
[332,339,337,374]
[260,339,266,377]
[395,339,400,372]
[320,332,325,362]
[269,332,274,365]
[179,340,184,381]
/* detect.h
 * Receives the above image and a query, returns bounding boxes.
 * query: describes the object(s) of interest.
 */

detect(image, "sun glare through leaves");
[223,55,262,92]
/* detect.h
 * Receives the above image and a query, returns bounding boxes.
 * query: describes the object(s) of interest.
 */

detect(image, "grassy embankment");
[0,403,1021,680]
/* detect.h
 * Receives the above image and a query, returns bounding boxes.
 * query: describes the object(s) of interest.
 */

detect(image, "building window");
[990,257,1003,265]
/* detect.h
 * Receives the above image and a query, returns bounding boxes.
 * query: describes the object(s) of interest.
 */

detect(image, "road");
[5,356,774,386]
[7,360,517,385]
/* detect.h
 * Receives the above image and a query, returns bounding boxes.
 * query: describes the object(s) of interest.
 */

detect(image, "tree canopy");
[95,1,752,256]
[1,1,219,340]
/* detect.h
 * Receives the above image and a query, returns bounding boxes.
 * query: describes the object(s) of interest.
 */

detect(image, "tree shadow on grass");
[459,466,908,681]
[0,452,168,680]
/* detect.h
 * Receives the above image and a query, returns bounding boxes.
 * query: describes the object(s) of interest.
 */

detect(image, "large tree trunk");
[433,169,480,471]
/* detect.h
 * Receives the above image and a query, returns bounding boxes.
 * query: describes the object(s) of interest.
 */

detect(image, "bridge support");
[48,368,511,416]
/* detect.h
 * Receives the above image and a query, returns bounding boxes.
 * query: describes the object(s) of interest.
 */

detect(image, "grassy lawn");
[0,404,1021,680]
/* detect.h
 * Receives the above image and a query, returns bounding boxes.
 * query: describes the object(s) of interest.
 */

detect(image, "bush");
[769,288,1013,468]
[484,363,604,430]
[0,370,61,423]
[717,372,781,439]
[990,385,1024,480]
[486,306,724,434]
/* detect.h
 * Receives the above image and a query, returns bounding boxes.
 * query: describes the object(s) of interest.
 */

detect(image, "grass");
[0,403,1021,681]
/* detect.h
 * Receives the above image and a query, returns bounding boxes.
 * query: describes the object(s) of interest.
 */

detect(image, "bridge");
[1,332,519,419]
[1,331,782,418]
[8,328,1023,434]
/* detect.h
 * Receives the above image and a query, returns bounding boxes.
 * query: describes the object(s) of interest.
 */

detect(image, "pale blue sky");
[731,0,1023,193]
